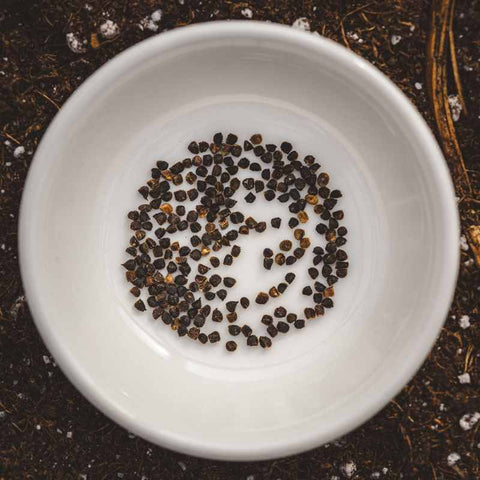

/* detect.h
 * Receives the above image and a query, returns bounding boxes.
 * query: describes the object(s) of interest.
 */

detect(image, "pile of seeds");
[122,133,348,352]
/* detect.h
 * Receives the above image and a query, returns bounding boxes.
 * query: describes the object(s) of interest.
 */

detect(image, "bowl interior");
[20,22,458,460]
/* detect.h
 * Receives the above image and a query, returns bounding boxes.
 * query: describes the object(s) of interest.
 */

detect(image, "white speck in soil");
[66,33,86,53]
[448,95,462,122]
[459,315,471,329]
[391,34,402,45]
[99,20,119,39]
[241,8,253,19]
[459,411,480,431]
[447,452,461,466]
[458,372,471,384]
[292,17,311,31]
[13,145,25,158]
[340,461,357,478]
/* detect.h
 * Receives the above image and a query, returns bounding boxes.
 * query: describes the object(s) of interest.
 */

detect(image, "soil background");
[1,1,479,479]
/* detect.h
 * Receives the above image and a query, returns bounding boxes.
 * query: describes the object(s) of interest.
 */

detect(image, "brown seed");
[294,229,305,240]
[274,306,287,318]
[160,203,173,214]
[324,287,335,298]
[239,225,249,235]
[306,194,318,205]
[298,211,309,223]
[245,217,258,229]
[325,230,336,242]
[259,336,272,348]
[275,253,286,266]
[250,133,263,145]
[188,327,200,340]
[227,312,238,323]
[255,292,269,304]
[317,172,330,185]
[130,286,141,297]
[255,222,267,233]
[300,237,311,249]
[231,245,241,257]
[247,335,259,346]
[269,286,280,298]
[286,313,297,323]
[210,256,220,267]
[279,240,292,251]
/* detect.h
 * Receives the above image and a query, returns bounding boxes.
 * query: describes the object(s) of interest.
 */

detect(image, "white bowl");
[19,21,459,460]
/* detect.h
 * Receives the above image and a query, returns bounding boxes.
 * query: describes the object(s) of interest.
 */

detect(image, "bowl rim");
[19,20,460,460]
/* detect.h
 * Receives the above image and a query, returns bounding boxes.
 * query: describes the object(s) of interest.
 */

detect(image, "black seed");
[194,315,206,327]
[254,180,264,193]
[188,141,199,154]
[286,255,296,265]
[304,308,316,319]
[319,186,330,199]
[226,301,238,313]
[267,324,278,337]
[285,273,296,284]
[327,275,338,286]
[190,249,201,261]
[255,292,269,304]
[336,249,348,261]
[313,293,323,303]
[294,319,305,329]
[322,298,334,308]
[330,189,342,198]
[325,242,337,254]
[239,157,250,169]
[217,289,228,301]
[239,324,252,338]
[213,132,223,144]
[261,315,273,326]
[337,268,348,278]
[229,325,241,336]
[324,254,336,265]
[122,259,137,271]
[245,192,256,203]
[208,331,221,343]
[287,151,298,161]
[288,218,299,229]
[247,335,259,346]
[336,237,347,246]
[274,306,287,318]
[280,141,292,153]
[134,299,146,312]
[277,321,289,333]
[198,333,208,344]
[226,133,238,144]
[263,258,273,270]
[267,219,281,233]
[210,256,220,268]
[242,178,254,190]
[322,265,333,277]
[225,341,237,352]
[293,248,305,259]
[250,162,261,171]
[177,326,188,337]
[212,309,223,322]
[204,291,215,301]
[277,282,288,294]
[223,254,233,266]
[278,193,290,203]
[259,336,272,348]
[308,267,319,279]
[253,146,265,157]
[286,313,297,324]
[255,222,267,233]
[244,140,253,151]
[302,286,313,296]
[337,226,348,236]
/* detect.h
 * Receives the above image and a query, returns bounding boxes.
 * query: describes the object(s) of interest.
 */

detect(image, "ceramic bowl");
[19,21,459,460]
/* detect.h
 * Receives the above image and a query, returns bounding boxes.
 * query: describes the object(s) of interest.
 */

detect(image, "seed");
[264,190,276,201]
[337,268,348,278]
[255,292,269,304]
[274,306,287,318]
[240,297,250,309]
[325,230,336,242]
[308,267,319,279]
[210,256,220,267]
[244,140,253,151]
[188,327,200,340]
[231,245,241,257]
[322,298,334,308]
[194,315,206,328]
[330,189,342,198]
[269,217,281,229]
[245,217,257,229]
[284,313,296,324]
[212,309,224,323]
[337,226,348,236]
[277,321,289,333]
[134,299,146,312]
[261,315,273,325]
[269,286,280,298]
[198,333,208,344]
[229,325,241,336]
[277,282,288,294]
[259,336,272,348]
[226,301,238,313]
[288,218,299,229]
[245,192,256,203]
[322,265,333,277]
[324,254,336,265]
[263,248,273,258]
[336,237,347,246]
[247,335,259,346]
[306,194,318,205]
[302,286,312,296]
[254,180,264,193]
[293,229,304,240]
[263,258,273,270]
[304,308,315,319]
[294,319,305,329]
[316,223,328,235]
[208,331,221,343]
[250,133,262,145]
[223,254,233,266]
[267,324,278,337]
[336,249,348,261]
[239,225,249,235]
[285,272,296,283]
[130,286,141,297]
[275,253,285,266]
[298,211,309,223]
[213,132,223,144]
[241,324,252,337]
[318,187,330,199]
[280,141,292,153]
[138,186,149,199]
[223,277,236,288]
[227,312,237,323]
[122,259,137,271]
[317,173,330,185]
[279,240,292,251]
[327,275,338,286]
[293,248,304,259]
[255,222,267,233]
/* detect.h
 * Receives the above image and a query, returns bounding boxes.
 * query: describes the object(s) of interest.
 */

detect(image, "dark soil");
[1,1,478,478]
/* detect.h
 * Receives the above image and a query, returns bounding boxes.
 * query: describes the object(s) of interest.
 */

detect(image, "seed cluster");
[122,133,348,352]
